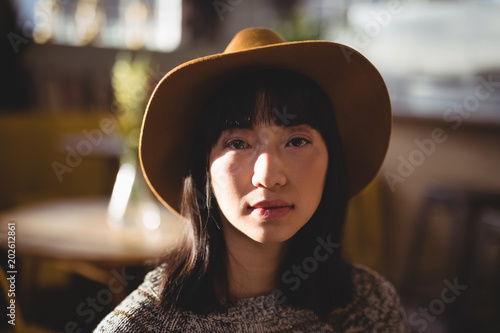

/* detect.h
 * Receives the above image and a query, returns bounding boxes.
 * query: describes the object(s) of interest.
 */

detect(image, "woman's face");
[209,123,328,244]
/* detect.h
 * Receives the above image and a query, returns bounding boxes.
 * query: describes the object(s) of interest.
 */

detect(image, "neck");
[219,221,288,299]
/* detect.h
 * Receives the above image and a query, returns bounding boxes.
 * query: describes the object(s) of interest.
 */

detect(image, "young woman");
[96,28,409,332]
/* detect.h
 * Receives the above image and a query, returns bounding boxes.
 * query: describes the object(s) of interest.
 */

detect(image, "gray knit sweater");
[94,264,409,332]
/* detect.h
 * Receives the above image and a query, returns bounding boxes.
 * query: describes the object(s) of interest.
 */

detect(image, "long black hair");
[157,68,353,320]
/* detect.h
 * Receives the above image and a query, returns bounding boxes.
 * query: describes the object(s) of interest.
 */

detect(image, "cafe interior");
[1,0,499,332]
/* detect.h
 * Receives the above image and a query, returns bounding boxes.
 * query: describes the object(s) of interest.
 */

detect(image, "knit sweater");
[94,264,409,332]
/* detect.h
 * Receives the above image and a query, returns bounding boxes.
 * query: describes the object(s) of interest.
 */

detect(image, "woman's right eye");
[225,139,251,150]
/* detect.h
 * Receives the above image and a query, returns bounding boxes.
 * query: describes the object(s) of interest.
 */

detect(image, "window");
[15,0,182,51]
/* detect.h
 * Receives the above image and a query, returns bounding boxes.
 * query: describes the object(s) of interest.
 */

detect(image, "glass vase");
[107,149,161,231]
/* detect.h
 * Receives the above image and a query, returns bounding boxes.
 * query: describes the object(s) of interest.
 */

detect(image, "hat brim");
[140,41,391,216]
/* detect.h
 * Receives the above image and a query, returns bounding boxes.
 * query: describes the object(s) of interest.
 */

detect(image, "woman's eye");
[287,137,310,147]
[225,139,251,150]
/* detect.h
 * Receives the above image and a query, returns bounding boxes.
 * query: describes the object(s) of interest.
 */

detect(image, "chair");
[0,264,52,333]
[401,185,500,332]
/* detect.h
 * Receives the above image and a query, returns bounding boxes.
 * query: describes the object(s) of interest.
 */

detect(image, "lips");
[249,200,294,219]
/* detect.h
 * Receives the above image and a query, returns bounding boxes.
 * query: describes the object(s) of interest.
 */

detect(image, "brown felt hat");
[140,27,391,216]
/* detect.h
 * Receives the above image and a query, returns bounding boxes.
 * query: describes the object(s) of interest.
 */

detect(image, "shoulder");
[330,263,410,332]
[350,263,402,310]
[94,266,171,332]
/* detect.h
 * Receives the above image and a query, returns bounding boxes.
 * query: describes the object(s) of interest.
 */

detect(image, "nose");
[251,152,287,189]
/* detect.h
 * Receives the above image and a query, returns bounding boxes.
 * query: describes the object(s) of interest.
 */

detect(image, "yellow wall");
[0,112,118,209]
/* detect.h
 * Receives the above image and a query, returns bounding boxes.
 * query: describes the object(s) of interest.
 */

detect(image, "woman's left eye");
[287,137,311,147]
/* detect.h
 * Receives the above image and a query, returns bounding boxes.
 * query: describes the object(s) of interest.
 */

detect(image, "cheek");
[210,159,230,193]
[312,156,328,186]
[305,162,327,198]
[293,151,328,208]
[210,157,243,192]
[210,156,252,213]
[294,158,327,184]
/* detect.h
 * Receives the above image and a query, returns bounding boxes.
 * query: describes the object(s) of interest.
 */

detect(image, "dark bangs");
[199,68,335,149]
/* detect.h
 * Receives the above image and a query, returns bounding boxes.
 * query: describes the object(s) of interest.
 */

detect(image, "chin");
[248,226,299,244]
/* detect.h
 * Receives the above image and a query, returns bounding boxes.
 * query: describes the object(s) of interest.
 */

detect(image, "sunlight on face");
[209,124,328,244]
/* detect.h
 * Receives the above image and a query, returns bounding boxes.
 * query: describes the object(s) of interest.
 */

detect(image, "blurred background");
[1,0,500,332]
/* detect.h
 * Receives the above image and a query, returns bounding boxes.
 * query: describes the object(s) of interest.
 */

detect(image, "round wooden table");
[0,197,185,330]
